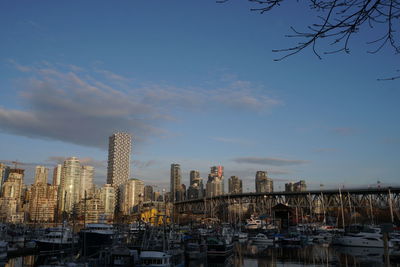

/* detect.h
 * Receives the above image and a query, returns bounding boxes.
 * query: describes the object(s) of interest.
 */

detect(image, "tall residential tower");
[59,157,81,212]
[228,176,243,194]
[206,166,224,197]
[255,171,273,193]
[170,164,182,202]
[107,132,132,207]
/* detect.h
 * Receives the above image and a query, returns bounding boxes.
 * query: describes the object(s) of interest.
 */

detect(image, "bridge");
[174,187,400,222]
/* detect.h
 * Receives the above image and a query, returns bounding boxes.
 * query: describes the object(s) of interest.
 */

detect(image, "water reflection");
[1,255,35,267]
[235,242,334,266]
[233,242,390,267]
[3,243,392,267]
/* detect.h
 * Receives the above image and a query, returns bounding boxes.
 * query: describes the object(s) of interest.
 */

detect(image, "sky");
[0,1,399,192]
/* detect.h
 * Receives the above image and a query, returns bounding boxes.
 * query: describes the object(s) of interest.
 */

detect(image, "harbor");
[1,215,400,266]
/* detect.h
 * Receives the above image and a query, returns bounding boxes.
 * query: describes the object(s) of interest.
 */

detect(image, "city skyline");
[0,1,399,191]
[0,140,395,225]
[0,148,397,193]
[0,146,397,193]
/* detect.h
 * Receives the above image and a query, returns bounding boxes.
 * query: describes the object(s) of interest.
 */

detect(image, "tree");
[219,0,400,79]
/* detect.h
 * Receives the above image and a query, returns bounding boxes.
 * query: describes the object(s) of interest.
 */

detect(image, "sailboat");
[138,215,185,267]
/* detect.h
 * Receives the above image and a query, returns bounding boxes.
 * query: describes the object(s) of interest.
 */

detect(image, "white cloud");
[0,62,282,149]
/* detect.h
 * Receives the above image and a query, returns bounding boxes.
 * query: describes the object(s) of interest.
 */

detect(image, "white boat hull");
[333,236,392,248]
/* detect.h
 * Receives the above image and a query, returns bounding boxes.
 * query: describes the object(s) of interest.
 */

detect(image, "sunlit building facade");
[206,166,224,197]
[255,171,274,193]
[80,165,94,199]
[99,184,116,219]
[59,157,81,213]
[121,178,144,215]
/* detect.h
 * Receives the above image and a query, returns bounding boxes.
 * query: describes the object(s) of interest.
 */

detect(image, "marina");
[0,218,400,266]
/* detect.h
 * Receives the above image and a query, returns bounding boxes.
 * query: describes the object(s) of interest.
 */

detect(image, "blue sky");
[0,1,399,192]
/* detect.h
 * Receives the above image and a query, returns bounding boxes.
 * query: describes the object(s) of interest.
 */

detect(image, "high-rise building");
[52,164,63,186]
[99,184,115,219]
[29,177,58,222]
[1,169,24,199]
[228,176,243,194]
[107,132,132,206]
[187,170,203,200]
[190,170,201,186]
[144,185,154,202]
[0,163,10,190]
[120,178,144,215]
[59,157,81,213]
[170,164,181,202]
[285,180,307,192]
[255,171,274,193]
[296,180,307,191]
[206,166,224,197]
[29,166,57,222]
[80,165,94,199]
[0,168,25,223]
[34,166,48,184]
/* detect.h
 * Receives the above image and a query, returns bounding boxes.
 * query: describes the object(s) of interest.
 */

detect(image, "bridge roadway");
[174,187,400,216]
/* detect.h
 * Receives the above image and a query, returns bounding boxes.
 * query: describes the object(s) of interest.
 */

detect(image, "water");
[3,243,398,267]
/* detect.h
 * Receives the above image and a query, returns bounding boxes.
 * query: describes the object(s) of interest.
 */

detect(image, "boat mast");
[388,188,394,224]
[339,187,345,229]
[348,191,355,224]
[308,193,313,222]
[369,194,375,225]
[320,192,326,225]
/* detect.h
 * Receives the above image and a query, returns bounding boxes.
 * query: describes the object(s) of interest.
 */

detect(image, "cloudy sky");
[0,1,399,191]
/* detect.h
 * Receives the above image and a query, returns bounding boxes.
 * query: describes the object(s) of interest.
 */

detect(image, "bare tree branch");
[219,0,400,79]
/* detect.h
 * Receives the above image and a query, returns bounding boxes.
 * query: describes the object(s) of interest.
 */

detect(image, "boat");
[79,223,114,257]
[390,232,400,247]
[221,226,234,244]
[138,248,184,267]
[332,226,393,248]
[251,233,274,245]
[130,221,146,235]
[184,241,207,260]
[0,241,7,259]
[310,231,333,243]
[169,230,184,247]
[34,226,77,251]
[245,215,263,230]
[109,246,139,266]
[206,236,234,257]
[280,234,302,246]
[138,217,185,267]
[233,231,248,242]
[138,251,173,267]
